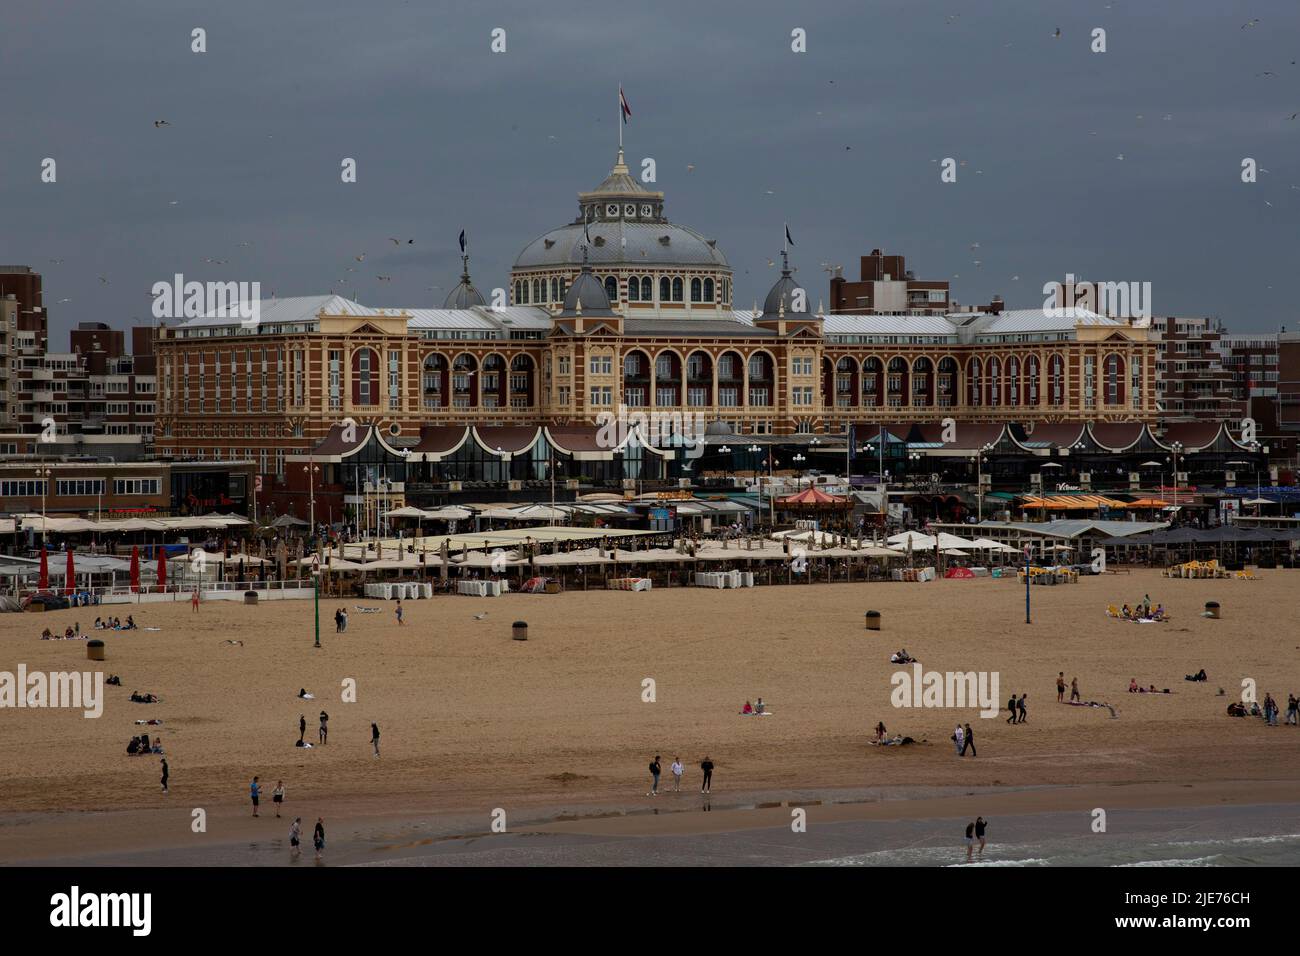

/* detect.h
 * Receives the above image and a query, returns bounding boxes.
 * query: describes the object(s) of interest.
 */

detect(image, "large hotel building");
[142,141,1248,520]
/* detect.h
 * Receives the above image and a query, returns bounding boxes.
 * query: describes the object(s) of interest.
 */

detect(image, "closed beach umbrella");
[65,546,76,596]
[130,545,140,592]
[39,546,49,590]
[157,548,168,589]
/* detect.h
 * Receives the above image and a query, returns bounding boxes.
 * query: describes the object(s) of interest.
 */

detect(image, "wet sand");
[2,570,1297,864]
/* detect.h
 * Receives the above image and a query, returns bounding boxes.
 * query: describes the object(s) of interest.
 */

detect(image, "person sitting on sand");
[741,700,754,715]
[1121,605,1133,620]
[298,688,315,700]
[125,615,136,630]
[94,617,103,629]
[755,697,766,715]
[126,736,141,755]
[64,626,75,639]
[106,675,121,686]
[1129,678,1139,693]
[40,628,53,641]
[130,691,159,704]
[1184,669,1207,682]
[1227,702,1247,717]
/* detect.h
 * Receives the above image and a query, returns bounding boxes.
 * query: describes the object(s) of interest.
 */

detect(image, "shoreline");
[4,779,1297,866]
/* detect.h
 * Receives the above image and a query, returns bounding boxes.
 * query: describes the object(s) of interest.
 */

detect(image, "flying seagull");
[154,120,171,127]
[1241,18,1260,29]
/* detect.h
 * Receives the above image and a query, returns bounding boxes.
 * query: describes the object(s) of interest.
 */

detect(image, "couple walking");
[952,723,976,757]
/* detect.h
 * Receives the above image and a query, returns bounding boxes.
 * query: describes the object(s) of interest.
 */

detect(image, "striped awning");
[1021,494,1127,510]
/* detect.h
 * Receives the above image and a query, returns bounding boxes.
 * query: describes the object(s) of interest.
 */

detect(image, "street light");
[1166,441,1184,514]
[303,463,320,535]
[35,466,52,547]
[969,442,995,522]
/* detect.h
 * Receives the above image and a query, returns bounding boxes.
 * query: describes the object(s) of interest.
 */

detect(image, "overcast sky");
[3,0,1298,347]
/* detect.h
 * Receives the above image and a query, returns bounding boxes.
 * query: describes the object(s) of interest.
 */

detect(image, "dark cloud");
[2,0,1296,343]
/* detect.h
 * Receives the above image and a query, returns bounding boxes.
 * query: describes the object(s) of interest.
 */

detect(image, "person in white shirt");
[953,724,965,756]
[670,757,684,791]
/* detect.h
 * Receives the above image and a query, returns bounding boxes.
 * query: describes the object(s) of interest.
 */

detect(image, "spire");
[780,249,791,276]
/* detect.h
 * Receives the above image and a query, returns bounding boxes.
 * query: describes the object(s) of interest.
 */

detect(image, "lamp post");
[312,561,321,649]
[1167,441,1184,516]
[303,464,320,536]
[747,444,761,483]
[970,443,994,523]
[35,466,52,548]
[793,453,806,494]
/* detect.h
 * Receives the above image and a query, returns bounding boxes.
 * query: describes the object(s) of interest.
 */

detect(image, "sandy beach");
[2,570,1297,863]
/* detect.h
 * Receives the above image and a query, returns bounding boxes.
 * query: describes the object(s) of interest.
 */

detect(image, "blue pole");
[1024,545,1031,624]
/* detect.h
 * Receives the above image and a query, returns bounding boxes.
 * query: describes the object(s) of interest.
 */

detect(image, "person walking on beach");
[395,599,404,626]
[953,723,964,755]
[671,756,684,792]
[1006,694,1017,724]
[1287,694,1298,726]
[975,816,988,858]
[191,588,200,613]
[334,607,343,633]
[700,755,714,793]
[1056,672,1066,703]
[965,820,975,862]
[319,710,329,745]
[1070,677,1080,703]
[961,723,976,757]
[647,755,661,796]
[160,757,169,794]
[289,817,302,858]
[298,714,306,745]
[250,776,262,817]
[272,780,285,817]
[371,722,380,757]
[313,817,325,861]
[1016,693,1028,723]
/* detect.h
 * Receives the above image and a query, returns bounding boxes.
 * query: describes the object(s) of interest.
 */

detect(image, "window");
[0,480,47,497]
[106,402,130,415]
[659,277,670,302]
[388,350,401,410]
[134,403,156,416]
[687,387,709,407]
[655,355,675,379]
[690,278,702,302]
[604,276,618,301]
[550,277,559,301]
[57,478,105,497]
[589,355,612,375]
[293,350,304,406]
[114,477,162,496]
[718,387,739,407]
[589,385,612,406]
[328,350,342,410]
[625,387,646,406]
[671,277,683,302]
[628,275,640,301]
[357,349,374,405]
[640,277,652,301]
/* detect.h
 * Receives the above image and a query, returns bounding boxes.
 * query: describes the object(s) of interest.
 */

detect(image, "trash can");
[244,591,259,605]
[865,610,881,631]
[87,639,105,662]
[1205,601,1220,620]
[512,621,528,641]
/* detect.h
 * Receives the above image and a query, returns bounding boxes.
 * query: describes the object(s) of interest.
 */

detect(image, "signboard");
[1219,499,1240,522]
[654,490,694,501]
[255,475,263,493]
[650,508,673,521]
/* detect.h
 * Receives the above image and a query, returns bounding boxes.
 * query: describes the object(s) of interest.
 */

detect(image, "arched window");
[628,276,640,301]
[532,279,540,303]
[514,281,522,304]
[520,281,529,304]
[703,278,715,302]
[550,277,559,301]
[1105,354,1125,405]
[641,277,652,301]
[690,277,702,302]
[967,358,982,406]
[672,277,683,302]
[660,277,670,302]
[1024,356,1040,405]
[987,357,1001,405]
[604,276,618,301]
[1006,357,1020,406]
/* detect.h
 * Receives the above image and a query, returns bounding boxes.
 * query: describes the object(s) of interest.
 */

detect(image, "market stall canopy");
[777,487,850,507]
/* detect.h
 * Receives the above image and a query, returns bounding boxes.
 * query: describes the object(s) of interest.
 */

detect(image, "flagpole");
[618,86,623,151]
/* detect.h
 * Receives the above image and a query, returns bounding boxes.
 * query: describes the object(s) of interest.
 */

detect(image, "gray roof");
[514,220,729,270]
[761,255,813,317]
[442,258,486,309]
[559,264,617,317]
[622,317,777,337]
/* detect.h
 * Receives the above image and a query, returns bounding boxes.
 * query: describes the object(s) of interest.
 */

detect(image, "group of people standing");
[951,723,976,757]
[1005,693,1029,723]
[250,776,326,860]
[647,755,714,794]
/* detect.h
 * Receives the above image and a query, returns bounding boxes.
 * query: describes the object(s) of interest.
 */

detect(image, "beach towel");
[354,606,382,613]
[134,719,164,725]
[143,627,162,631]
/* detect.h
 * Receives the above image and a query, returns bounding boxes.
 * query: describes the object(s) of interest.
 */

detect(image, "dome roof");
[559,260,618,318]
[761,252,812,317]
[582,149,648,197]
[442,255,485,309]
[515,220,728,270]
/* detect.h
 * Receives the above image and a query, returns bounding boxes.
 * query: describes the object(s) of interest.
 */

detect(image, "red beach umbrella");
[157,547,167,590]
[39,546,49,590]
[65,546,76,596]
[129,545,140,593]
